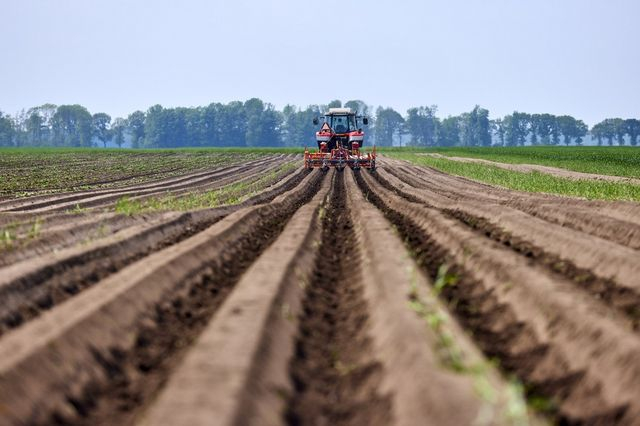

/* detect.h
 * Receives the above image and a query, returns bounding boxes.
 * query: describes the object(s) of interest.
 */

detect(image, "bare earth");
[1,154,639,425]
[421,152,640,185]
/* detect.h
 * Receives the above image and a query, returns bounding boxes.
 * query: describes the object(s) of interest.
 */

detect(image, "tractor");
[304,108,375,170]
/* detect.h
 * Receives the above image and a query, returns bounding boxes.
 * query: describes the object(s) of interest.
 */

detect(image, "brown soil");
[0,167,313,337]
[286,170,392,426]
[1,155,639,426]
[356,165,640,424]
[0,155,293,213]
[372,168,640,327]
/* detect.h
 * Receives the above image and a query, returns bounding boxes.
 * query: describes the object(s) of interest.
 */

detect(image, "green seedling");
[433,264,458,295]
[27,218,42,240]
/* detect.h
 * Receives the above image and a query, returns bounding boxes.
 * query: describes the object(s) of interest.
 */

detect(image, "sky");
[1,0,639,126]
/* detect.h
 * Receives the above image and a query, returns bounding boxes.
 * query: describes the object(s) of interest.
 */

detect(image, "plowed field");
[1,153,639,425]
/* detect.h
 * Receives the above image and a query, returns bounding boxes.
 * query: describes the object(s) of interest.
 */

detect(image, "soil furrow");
[377,166,640,316]
[356,169,640,424]
[0,161,244,211]
[381,157,640,247]
[141,169,537,426]
[0,154,287,209]
[285,170,392,426]
[0,169,324,426]
[4,157,284,213]
[139,170,333,426]
[373,168,640,327]
[0,161,299,268]
[0,167,312,335]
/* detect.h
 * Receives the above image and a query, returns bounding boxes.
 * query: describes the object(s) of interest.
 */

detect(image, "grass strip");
[377,147,640,179]
[388,152,640,202]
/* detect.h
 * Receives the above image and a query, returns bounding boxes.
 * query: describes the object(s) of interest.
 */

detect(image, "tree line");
[1,99,638,148]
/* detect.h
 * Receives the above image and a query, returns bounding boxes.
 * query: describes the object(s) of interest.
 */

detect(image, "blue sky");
[1,0,638,125]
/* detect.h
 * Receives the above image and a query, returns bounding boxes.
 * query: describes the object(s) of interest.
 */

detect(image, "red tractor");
[304,108,375,170]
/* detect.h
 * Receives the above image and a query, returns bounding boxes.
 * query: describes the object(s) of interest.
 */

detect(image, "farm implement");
[304,107,376,170]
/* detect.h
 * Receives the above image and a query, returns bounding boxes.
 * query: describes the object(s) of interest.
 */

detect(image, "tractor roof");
[325,107,354,115]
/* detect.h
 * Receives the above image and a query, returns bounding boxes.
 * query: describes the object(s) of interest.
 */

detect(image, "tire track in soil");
[371,169,640,329]
[286,171,392,426]
[355,170,640,425]
[0,170,324,426]
[0,167,312,336]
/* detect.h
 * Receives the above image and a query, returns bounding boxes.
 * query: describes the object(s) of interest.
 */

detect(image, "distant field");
[385,147,640,202]
[380,146,640,179]
[0,147,298,197]
[4,146,640,202]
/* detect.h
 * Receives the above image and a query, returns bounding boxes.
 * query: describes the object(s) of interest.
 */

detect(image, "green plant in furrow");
[390,152,640,202]
[0,224,17,249]
[115,162,297,215]
[407,264,531,425]
[27,218,42,240]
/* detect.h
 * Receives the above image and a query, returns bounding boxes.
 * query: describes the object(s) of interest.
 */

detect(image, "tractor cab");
[313,108,368,152]
[304,108,375,170]
[327,112,357,134]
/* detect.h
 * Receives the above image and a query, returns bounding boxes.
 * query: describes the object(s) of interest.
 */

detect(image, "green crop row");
[114,161,298,215]
[388,152,640,202]
[0,148,291,197]
[377,146,640,179]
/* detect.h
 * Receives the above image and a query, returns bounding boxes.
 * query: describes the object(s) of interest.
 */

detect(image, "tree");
[555,115,588,145]
[405,105,439,146]
[573,119,588,145]
[550,117,560,145]
[374,107,404,146]
[528,114,541,145]
[590,122,605,145]
[556,115,575,146]
[503,112,529,146]
[25,110,44,146]
[327,99,342,109]
[11,110,28,147]
[258,104,283,147]
[199,103,221,146]
[459,105,491,146]
[624,119,640,146]
[51,105,93,147]
[282,104,322,147]
[438,116,460,146]
[243,98,281,147]
[344,100,370,117]
[592,118,619,146]
[611,118,626,145]
[112,117,126,148]
[92,113,112,148]
[536,114,556,145]
[127,110,146,148]
[0,112,15,146]
[491,118,505,146]
[25,104,56,146]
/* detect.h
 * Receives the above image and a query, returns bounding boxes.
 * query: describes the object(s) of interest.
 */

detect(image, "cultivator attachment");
[304,144,376,170]
[304,107,375,170]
